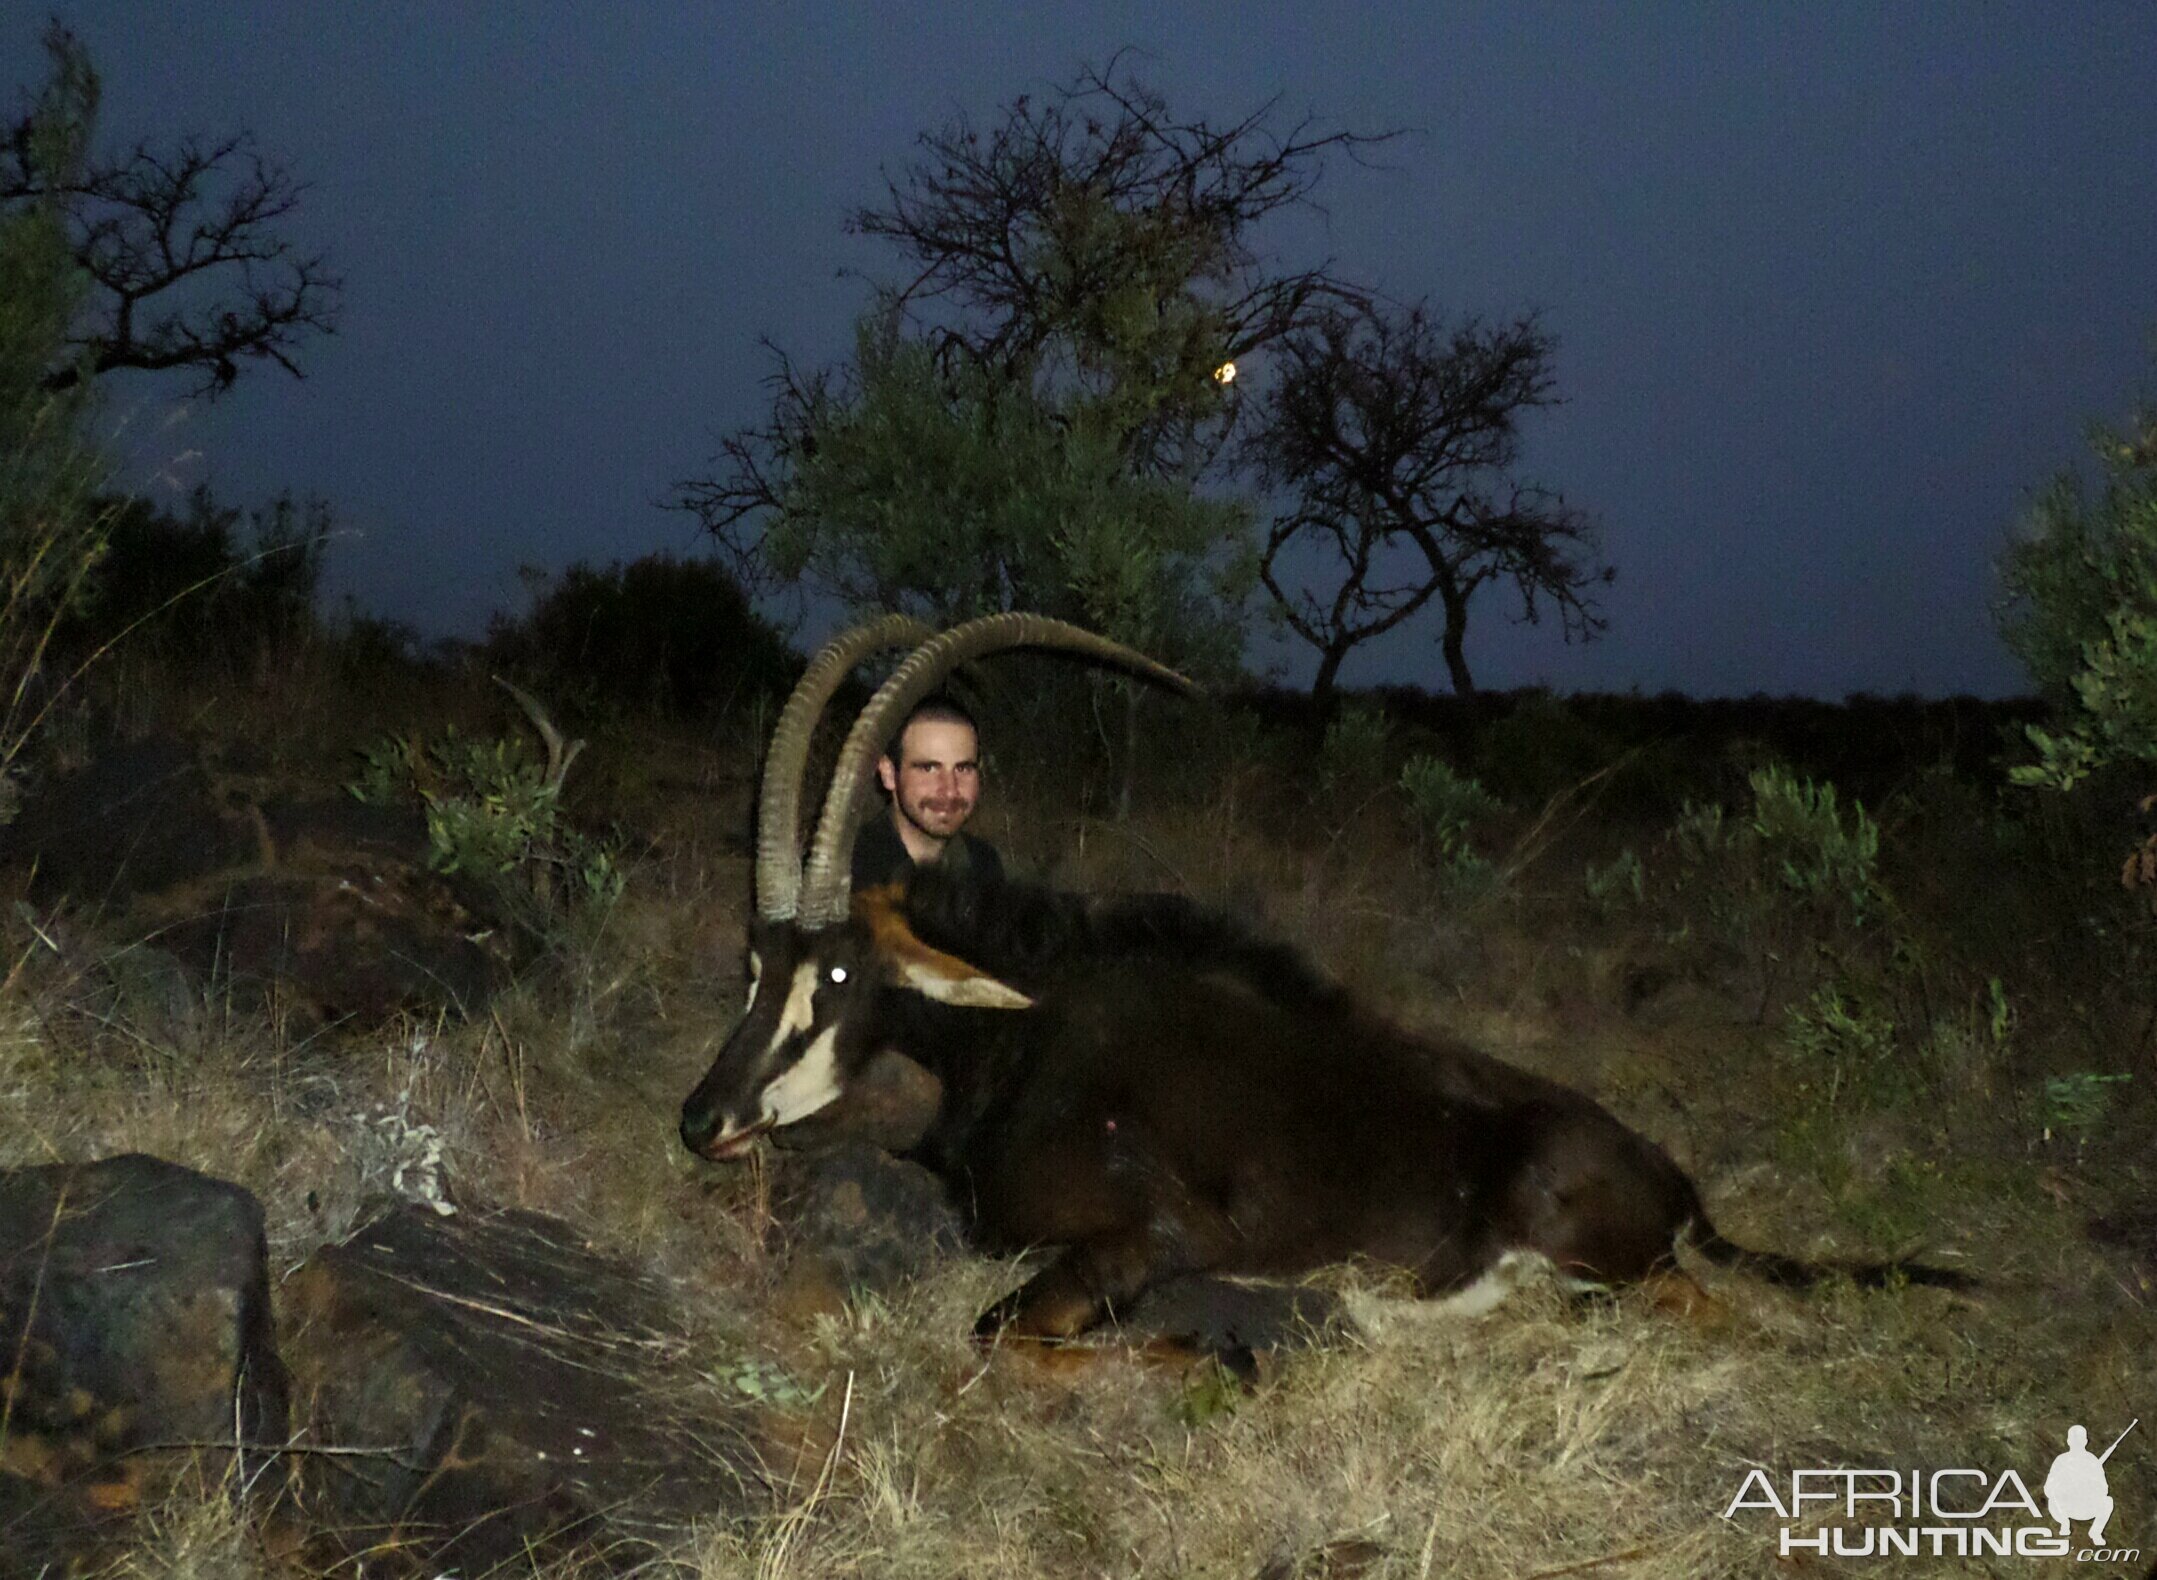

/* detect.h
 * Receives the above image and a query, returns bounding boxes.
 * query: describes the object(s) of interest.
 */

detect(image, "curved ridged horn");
[756,614,932,921]
[796,614,1201,927]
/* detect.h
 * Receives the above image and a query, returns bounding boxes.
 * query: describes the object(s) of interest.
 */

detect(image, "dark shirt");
[851,811,1005,891]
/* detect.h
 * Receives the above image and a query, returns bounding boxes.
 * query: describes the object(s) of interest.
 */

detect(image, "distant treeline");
[65,499,2043,808]
[1237,683,2043,809]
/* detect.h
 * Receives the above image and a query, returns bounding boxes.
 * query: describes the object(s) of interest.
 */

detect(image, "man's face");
[878,718,982,842]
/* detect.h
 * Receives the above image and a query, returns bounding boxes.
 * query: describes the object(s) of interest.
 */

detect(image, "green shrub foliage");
[1747,765,1881,926]
[1399,752,1503,877]
[763,310,1251,674]
[351,725,623,918]
[1999,406,2157,794]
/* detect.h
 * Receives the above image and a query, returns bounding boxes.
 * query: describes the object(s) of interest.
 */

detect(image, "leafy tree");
[737,308,1251,671]
[3,23,339,398]
[0,29,104,765]
[1997,398,2157,887]
[677,60,1385,659]
[1249,300,1608,698]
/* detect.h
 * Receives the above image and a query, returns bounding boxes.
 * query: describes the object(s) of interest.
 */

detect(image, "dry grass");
[4,710,2152,1578]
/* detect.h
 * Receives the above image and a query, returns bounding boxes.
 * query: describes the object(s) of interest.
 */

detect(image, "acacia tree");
[1250,300,1609,698]
[2,24,340,399]
[846,60,1385,463]
[675,58,1387,658]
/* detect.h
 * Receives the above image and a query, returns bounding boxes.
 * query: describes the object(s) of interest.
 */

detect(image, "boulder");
[282,1203,765,1572]
[768,1141,966,1300]
[2,736,253,909]
[2,739,515,1026]
[257,792,431,867]
[151,868,506,1023]
[0,1155,287,1561]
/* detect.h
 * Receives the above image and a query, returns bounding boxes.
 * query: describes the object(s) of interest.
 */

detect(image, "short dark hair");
[884,694,979,764]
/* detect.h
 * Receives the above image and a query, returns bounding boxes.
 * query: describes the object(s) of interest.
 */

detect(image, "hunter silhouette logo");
[2045,1421,2132,1548]
[1722,1418,2140,1563]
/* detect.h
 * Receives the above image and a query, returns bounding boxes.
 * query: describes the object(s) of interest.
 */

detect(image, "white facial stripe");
[743,952,763,1013]
[772,961,820,1047]
[744,959,845,1129]
[759,1025,843,1125]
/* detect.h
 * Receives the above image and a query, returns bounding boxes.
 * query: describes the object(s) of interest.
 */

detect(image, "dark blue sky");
[12,6,2154,697]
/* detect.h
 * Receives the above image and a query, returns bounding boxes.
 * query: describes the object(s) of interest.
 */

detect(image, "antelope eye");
[827,965,849,985]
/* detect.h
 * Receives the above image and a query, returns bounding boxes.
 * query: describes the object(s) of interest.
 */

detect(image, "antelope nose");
[680,1105,717,1155]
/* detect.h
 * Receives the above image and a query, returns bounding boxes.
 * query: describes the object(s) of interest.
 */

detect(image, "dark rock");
[0,1155,287,1561]
[152,869,507,1023]
[2087,1198,2157,1290]
[258,793,431,867]
[1122,1273,1356,1356]
[1621,961,1678,1015]
[1256,1535,1387,1580]
[769,1142,965,1297]
[4,739,519,1026]
[80,942,200,1042]
[282,1204,765,1573]
[2,737,253,909]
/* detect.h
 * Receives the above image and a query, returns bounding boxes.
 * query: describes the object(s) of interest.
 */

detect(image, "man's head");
[877,696,982,855]
[2068,1425,2088,1451]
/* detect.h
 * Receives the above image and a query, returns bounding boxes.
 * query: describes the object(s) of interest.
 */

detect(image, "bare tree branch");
[5,27,340,399]
[848,57,1390,372]
[1250,301,1611,698]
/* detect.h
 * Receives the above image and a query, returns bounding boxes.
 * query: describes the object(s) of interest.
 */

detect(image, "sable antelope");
[680,616,1967,1345]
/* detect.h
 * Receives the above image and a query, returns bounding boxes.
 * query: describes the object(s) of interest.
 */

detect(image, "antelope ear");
[853,883,1035,1010]
[898,958,1034,1009]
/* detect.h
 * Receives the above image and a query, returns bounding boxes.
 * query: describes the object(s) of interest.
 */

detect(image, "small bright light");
[828,965,849,985]
[1212,360,1237,386]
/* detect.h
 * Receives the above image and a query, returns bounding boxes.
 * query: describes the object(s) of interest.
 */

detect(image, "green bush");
[1583,847,1645,913]
[1784,980,1903,1105]
[1998,399,2157,895]
[1317,702,1391,799]
[1398,752,1502,877]
[1670,798,1730,863]
[351,724,623,918]
[1657,769,1884,1013]
[1998,410,2157,733]
[754,308,1252,674]
[1747,765,1880,926]
[2038,1071,2131,1145]
[1471,691,1617,804]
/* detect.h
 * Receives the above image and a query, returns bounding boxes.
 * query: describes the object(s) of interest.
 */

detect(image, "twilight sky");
[9,5,2154,698]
